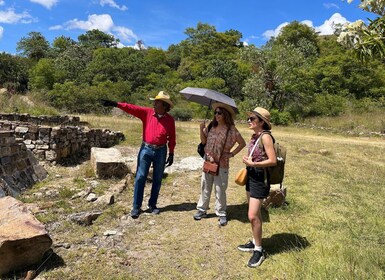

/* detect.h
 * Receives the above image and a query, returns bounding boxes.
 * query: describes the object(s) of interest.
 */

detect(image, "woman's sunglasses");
[214,111,223,115]
[247,117,256,122]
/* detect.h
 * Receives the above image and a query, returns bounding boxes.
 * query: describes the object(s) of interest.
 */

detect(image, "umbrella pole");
[205,99,212,121]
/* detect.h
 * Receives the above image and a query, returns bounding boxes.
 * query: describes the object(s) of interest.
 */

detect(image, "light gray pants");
[197,167,229,217]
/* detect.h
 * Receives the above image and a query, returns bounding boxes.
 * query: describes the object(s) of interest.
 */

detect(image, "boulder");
[90,147,129,179]
[0,196,52,276]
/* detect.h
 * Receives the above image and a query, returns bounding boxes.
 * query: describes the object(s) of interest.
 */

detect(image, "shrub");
[352,97,382,113]
[306,94,347,117]
[270,109,291,126]
[170,107,193,121]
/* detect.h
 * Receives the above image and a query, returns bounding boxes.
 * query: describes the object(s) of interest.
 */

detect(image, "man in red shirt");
[101,91,176,218]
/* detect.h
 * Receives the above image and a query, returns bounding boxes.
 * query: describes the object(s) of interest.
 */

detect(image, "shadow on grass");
[161,202,196,212]
[263,233,310,255]
[3,249,65,280]
[227,203,270,223]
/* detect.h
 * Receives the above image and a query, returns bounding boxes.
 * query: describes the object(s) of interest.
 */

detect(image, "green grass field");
[14,116,385,280]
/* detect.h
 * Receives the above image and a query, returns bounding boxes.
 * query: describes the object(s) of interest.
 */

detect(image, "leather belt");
[142,141,166,150]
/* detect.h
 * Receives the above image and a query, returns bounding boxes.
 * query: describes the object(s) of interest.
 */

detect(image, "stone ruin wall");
[0,113,125,163]
[0,130,47,197]
[0,113,125,197]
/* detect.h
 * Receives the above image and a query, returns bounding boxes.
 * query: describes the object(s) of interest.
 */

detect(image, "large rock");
[0,196,52,276]
[90,147,129,179]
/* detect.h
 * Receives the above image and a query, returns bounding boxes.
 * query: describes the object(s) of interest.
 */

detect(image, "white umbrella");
[179,87,239,114]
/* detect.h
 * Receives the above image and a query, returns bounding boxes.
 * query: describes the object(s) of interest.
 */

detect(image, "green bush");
[170,107,193,121]
[46,81,132,113]
[352,97,383,113]
[270,109,291,126]
[306,94,347,117]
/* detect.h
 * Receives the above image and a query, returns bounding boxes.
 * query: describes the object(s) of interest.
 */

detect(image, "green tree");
[0,52,30,92]
[29,58,57,90]
[83,47,149,89]
[202,58,247,99]
[274,21,320,57]
[240,41,315,112]
[180,23,242,61]
[51,36,77,56]
[239,22,320,116]
[311,35,385,100]
[178,23,247,98]
[16,32,50,60]
[55,45,93,82]
[78,29,119,49]
[165,44,182,70]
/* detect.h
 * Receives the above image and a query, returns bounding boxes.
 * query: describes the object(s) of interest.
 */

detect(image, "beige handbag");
[234,167,247,185]
[234,140,259,186]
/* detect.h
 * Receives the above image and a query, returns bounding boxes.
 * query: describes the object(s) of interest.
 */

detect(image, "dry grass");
[11,116,385,280]
[302,108,385,134]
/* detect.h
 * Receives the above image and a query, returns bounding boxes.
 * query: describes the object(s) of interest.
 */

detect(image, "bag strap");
[254,131,276,187]
[258,130,275,149]
[248,140,259,160]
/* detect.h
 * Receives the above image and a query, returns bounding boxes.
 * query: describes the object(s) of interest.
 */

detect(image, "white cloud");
[262,22,289,39]
[324,3,340,9]
[314,13,349,35]
[64,14,114,32]
[0,26,3,39]
[262,13,350,40]
[49,24,62,30]
[0,1,5,6]
[52,14,138,44]
[30,0,58,9]
[0,8,35,24]
[112,26,137,42]
[100,0,127,11]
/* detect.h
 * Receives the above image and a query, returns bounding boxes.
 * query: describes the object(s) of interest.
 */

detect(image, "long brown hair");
[212,106,234,128]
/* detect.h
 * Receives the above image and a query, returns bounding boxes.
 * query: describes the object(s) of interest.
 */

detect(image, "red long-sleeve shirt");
[117,102,176,153]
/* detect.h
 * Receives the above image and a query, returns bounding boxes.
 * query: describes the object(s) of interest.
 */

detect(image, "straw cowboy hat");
[211,102,236,119]
[150,91,174,108]
[247,107,272,130]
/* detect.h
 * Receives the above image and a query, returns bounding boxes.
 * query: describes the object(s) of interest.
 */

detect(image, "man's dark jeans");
[132,144,167,210]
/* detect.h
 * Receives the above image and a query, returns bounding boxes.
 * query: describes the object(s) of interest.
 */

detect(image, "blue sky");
[0,0,375,54]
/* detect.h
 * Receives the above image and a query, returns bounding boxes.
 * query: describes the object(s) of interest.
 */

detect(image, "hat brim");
[150,97,174,108]
[246,111,272,130]
[212,102,236,118]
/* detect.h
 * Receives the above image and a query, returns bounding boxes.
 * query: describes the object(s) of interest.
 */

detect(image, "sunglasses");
[214,111,223,115]
[247,117,256,122]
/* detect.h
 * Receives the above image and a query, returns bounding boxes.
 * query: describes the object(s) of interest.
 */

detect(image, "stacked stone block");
[0,131,47,197]
[0,113,82,126]
[0,122,124,163]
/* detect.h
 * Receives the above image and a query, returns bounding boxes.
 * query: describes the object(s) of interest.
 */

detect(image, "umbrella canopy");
[179,87,239,114]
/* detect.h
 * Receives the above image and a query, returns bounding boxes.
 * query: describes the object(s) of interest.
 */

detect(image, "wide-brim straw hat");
[211,102,236,119]
[247,107,272,130]
[150,91,174,108]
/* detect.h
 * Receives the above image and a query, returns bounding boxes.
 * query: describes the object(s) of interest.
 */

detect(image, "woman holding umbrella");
[193,102,246,226]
